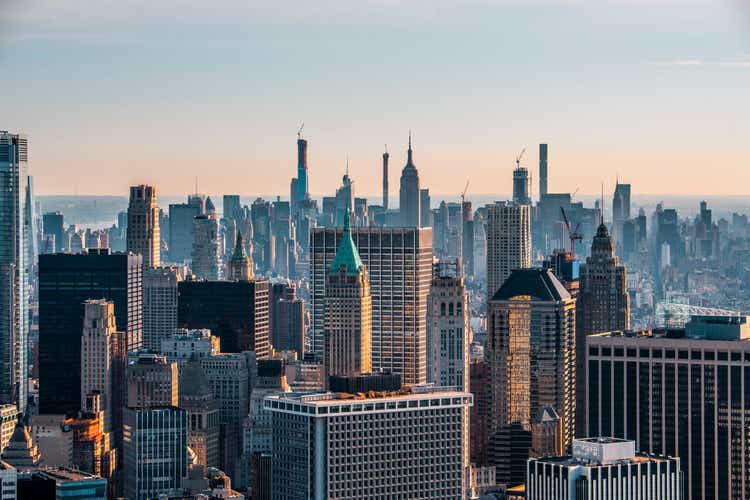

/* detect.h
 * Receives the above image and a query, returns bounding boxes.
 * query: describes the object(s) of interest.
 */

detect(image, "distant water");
[38,193,750,229]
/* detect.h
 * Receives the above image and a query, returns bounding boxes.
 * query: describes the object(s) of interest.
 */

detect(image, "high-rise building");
[143,266,181,352]
[269,283,304,357]
[324,212,371,379]
[39,250,142,416]
[126,352,178,408]
[420,188,431,227]
[127,184,160,268]
[526,438,681,500]
[399,133,420,228]
[266,385,472,499]
[470,360,490,465]
[576,222,629,437]
[1,422,42,468]
[228,232,253,281]
[0,131,29,412]
[179,359,220,468]
[80,300,120,432]
[42,211,64,253]
[296,133,308,203]
[586,315,750,500]
[382,146,389,210]
[426,260,469,390]
[178,279,270,356]
[512,164,531,205]
[123,406,188,500]
[71,393,116,479]
[486,202,531,299]
[168,202,199,264]
[310,226,432,384]
[191,214,222,280]
[487,269,576,467]
[612,182,631,245]
[538,143,548,200]
[222,195,241,222]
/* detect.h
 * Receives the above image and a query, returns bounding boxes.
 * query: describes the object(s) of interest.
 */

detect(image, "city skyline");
[2,0,749,196]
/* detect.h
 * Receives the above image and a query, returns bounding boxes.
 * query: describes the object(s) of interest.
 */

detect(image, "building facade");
[80,300,119,432]
[399,134,420,228]
[191,214,222,280]
[143,266,181,351]
[127,184,160,268]
[486,202,531,299]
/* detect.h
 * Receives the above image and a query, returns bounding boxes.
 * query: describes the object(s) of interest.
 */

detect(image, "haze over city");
[2,0,750,196]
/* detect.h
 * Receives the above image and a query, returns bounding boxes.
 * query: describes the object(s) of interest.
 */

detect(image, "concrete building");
[0,406,19,454]
[426,260,470,390]
[487,269,576,480]
[143,266,181,351]
[527,438,681,500]
[486,202,531,299]
[0,461,16,500]
[0,131,29,413]
[324,212,371,379]
[399,133,421,228]
[127,184,160,268]
[265,384,472,500]
[80,300,119,432]
[161,328,219,363]
[586,315,750,500]
[179,359,220,468]
[126,353,178,409]
[310,226,432,384]
[191,214,222,280]
[1,422,42,468]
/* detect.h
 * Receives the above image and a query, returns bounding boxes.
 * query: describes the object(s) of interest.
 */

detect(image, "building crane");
[297,122,305,139]
[560,206,583,256]
[460,180,470,204]
[516,147,527,168]
[571,187,580,202]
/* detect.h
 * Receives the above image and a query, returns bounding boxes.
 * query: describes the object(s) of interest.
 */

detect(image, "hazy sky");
[2,0,749,198]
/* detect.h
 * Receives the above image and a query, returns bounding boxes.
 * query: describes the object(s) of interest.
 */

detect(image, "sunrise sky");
[1,0,749,197]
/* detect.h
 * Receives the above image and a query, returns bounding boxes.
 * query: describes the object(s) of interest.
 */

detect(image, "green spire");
[329,211,364,275]
[232,231,247,261]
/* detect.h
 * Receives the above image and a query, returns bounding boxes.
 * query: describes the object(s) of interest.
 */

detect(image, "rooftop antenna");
[195,176,198,196]
[297,122,305,139]
[346,154,349,177]
[600,182,605,225]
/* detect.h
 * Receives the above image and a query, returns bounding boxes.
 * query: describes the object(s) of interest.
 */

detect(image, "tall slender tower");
[296,131,308,203]
[486,202,532,299]
[382,146,389,210]
[127,184,160,268]
[81,299,118,432]
[399,132,421,228]
[324,212,372,379]
[539,144,548,200]
[0,131,29,412]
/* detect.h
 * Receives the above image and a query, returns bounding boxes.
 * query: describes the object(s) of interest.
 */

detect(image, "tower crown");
[329,211,364,275]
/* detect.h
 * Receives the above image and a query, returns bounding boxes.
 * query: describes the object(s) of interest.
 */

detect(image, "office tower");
[587,315,750,500]
[420,188,431,227]
[1,422,42,468]
[269,283,304,357]
[612,182,631,244]
[168,202,199,263]
[382,146,389,210]
[123,406,188,500]
[222,195,241,222]
[0,131,29,413]
[191,214,221,280]
[39,250,142,416]
[527,438,681,500]
[71,393,116,479]
[512,165,531,205]
[296,133,308,203]
[399,133,421,228]
[324,212,371,378]
[539,143,548,199]
[487,269,576,466]
[486,202,531,299]
[29,414,73,468]
[576,221,629,437]
[127,184,160,268]
[179,359,220,467]
[0,461,15,500]
[251,198,273,272]
[470,360,490,465]
[143,266,181,351]
[426,260,469,390]
[656,207,682,271]
[160,328,218,363]
[43,212,64,253]
[310,226,432,384]
[228,232,253,281]
[200,352,251,477]
[266,384,472,499]
[80,300,119,432]
[178,279,270,356]
[126,353,178,408]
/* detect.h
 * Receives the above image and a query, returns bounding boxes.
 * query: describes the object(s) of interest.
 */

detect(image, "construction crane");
[297,122,305,139]
[571,187,580,202]
[515,147,527,168]
[460,180,470,204]
[560,206,583,256]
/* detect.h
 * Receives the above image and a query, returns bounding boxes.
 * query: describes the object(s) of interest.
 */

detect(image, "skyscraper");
[143,266,181,352]
[382,146,389,210]
[538,143,548,200]
[43,211,64,253]
[486,202,531,299]
[512,165,531,205]
[324,212,372,379]
[126,184,160,268]
[269,283,304,357]
[487,269,576,466]
[296,132,308,203]
[126,353,178,408]
[420,188,431,227]
[168,202,199,264]
[80,300,119,432]
[228,232,254,281]
[310,226,432,384]
[586,315,750,500]
[39,250,142,416]
[191,214,222,280]
[576,221,629,437]
[399,133,420,228]
[0,131,29,412]
[426,260,469,390]
[222,195,241,222]
[612,182,631,244]
[179,359,220,468]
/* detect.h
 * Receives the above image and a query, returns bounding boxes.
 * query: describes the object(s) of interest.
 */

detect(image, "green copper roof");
[329,211,364,275]
[231,231,247,262]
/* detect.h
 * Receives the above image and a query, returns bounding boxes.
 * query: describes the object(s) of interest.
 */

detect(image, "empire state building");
[399,133,421,228]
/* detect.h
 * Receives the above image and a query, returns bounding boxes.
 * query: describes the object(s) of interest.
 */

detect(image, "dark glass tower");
[38,249,142,416]
[297,135,308,203]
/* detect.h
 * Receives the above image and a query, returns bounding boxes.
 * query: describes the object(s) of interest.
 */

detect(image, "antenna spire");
[600,182,605,225]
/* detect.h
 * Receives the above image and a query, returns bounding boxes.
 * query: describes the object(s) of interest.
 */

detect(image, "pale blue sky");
[2,0,749,197]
